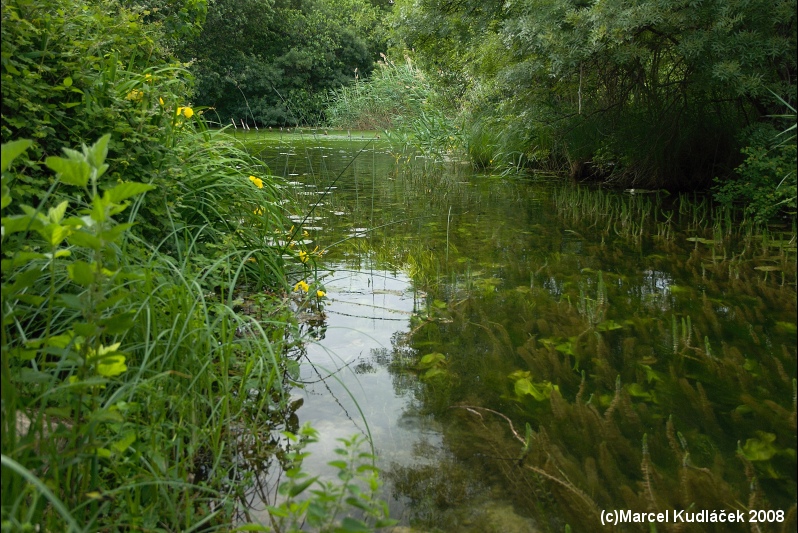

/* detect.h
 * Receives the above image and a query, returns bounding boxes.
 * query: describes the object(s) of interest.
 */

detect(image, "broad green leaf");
[8,347,37,361]
[8,268,43,292]
[2,214,39,235]
[288,476,318,497]
[1,184,10,209]
[45,156,90,187]
[15,294,45,306]
[508,369,532,381]
[95,447,112,459]
[105,182,155,203]
[741,432,778,462]
[596,319,623,331]
[38,224,71,246]
[99,312,135,335]
[422,367,446,380]
[88,134,111,169]
[418,352,445,368]
[627,383,654,401]
[58,294,83,309]
[73,322,99,338]
[336,517,371,532]
[555,341,575,355]
[98,222,134,243]
[17,368,53,383]
[96,354,127,377]
[1,139,33,172]
[285,359,300,380]
[67,260,94,286]
[68,231,102,250]
[111,431,136,453]
[343,497,370,511]
[87,342,126,377]
[514,378,555,401]
[47,201,69,224]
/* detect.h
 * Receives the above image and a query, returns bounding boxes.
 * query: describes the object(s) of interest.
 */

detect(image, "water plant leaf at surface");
[741,432,779,462]
[417,352,446,369]
[422,368,447,380]
[596,319,623,331]
[513,378,557,401]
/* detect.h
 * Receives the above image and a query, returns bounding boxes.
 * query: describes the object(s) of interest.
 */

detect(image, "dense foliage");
[2,0,395,530]
[184,0,391,126]
[362,0,797,218]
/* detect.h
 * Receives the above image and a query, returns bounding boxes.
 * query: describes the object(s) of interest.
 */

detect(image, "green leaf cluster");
[714,125,797,223]
[263,425,397,532]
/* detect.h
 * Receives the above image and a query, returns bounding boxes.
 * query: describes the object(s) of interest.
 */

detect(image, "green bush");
[0,2,394,529]
[714,140,797,223]
[1,0,294,287]
[1,136,296,530]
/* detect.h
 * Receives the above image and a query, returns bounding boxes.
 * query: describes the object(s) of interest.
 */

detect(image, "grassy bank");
[1,1,394,530]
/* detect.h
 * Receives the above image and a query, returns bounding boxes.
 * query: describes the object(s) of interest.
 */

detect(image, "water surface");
[242,131,797,532]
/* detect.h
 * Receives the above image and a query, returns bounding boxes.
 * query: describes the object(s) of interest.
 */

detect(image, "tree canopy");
[388,0,797,189]
[183,0,391,126]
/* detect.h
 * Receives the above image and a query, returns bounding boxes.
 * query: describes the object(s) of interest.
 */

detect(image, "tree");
[184,0,391,126]
[389,0,797,189]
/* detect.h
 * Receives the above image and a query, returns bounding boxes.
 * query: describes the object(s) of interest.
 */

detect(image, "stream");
[238,131,796,532]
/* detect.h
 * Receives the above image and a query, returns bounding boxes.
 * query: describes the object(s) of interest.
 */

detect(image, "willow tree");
[391,0,796,189]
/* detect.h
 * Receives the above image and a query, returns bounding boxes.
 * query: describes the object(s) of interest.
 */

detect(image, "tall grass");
[0,133,298,530]
[326,56,431,131]
[326,57,464,159]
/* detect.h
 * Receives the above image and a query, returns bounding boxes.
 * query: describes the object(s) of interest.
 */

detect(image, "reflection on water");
[243,132,796,532]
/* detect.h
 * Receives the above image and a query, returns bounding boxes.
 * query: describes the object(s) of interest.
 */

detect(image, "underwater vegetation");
[245,135,795,531]
[395,186,797,532]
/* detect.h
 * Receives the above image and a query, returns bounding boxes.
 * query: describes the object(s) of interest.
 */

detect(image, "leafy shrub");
[1,0,294,288]
[714,124,797,223]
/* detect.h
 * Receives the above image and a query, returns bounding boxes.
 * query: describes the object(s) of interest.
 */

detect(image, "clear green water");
[242,131,796,532]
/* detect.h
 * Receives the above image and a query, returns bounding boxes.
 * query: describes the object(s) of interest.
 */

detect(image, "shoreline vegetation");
[1,0,795,530]
[1,0,392,530]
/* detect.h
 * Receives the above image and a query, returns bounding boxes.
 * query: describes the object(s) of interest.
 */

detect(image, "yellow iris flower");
[299,250,309,263]
[294,280,310,292]
[316,290,326,298]
[248,175,264,189]
[177,106,194,119]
